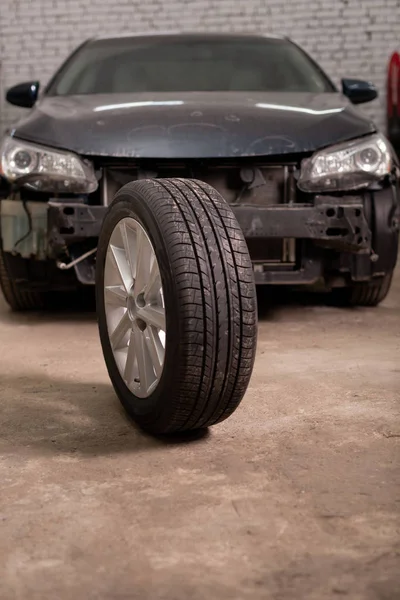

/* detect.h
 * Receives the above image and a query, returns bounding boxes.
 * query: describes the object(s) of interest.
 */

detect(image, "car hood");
[11,92,376,159]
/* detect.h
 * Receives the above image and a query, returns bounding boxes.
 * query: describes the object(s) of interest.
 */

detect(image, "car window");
[47,37,335,96]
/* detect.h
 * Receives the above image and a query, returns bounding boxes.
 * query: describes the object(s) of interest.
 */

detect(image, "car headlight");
[298,133,392,193]
[0,137,98,193]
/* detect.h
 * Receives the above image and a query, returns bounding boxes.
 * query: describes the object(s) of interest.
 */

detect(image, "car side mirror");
[6,81,40,108]
[341,78,378,105]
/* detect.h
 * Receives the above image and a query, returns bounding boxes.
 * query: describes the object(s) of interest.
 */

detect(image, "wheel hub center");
[127,295,137,321]
[127,289,147,324]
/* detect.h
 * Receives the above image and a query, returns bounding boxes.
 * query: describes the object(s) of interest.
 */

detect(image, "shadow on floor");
[0,372,210,457]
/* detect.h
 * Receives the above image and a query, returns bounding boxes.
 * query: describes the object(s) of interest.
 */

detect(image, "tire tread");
[97,178,257,434]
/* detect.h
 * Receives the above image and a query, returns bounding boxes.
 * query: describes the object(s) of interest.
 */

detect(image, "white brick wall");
[0,0,399,136]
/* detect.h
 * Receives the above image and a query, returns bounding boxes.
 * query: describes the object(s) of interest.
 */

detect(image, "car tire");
[0,245,47,310]
[96,178,258,435]
[329,272,394,307]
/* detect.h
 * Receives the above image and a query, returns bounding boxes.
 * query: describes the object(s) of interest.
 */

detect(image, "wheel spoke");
[110,311,131,350]
[144,326,165,378]
[144,258,162,304]
[104,217,166,399]
[134,227,153,295]
[105,285,127,307]
[109,244,133,292]
[120,221,137,280]
[132,323,155,393]
[124,331,137,386]
[138,305,166,331]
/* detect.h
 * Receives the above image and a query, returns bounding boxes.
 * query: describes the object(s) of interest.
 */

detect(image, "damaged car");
[1,33,399,311]
[0,33,399,432]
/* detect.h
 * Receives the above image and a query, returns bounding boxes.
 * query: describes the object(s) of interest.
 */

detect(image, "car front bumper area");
[232,189,399,285]
[1,187,399,287]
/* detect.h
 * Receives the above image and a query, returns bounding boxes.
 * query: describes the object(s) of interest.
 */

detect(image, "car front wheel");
[96,178,258,435]
[0,245,47,310]
[329,272,394,307]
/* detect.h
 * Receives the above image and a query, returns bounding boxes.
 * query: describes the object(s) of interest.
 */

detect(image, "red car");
[388,51,400,157]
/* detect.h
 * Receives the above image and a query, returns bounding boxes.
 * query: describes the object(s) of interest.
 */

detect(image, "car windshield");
[47,36,335,96]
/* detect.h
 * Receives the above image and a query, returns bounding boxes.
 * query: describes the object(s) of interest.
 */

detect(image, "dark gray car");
[1,33,398,310]
[1,33,399,434]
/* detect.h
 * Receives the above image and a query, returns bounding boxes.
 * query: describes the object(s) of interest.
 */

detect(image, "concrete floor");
[0,272,399,600]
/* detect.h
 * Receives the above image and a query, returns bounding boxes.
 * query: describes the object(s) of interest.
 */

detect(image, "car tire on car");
[329,272,394,307]
[0,242,93,312]
[0,244,47,310]
[96,178,258,435]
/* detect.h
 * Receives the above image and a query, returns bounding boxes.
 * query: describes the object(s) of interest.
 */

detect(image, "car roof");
[92,32,289,43]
